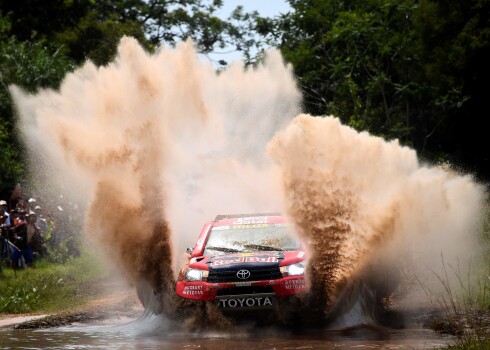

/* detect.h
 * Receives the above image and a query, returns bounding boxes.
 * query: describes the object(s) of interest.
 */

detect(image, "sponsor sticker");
[233,217,269,225]
[231,223,270,229]
[211,256,279,266]
[182,285,204,295]
[284,279,306,290]
[235,281,252,287]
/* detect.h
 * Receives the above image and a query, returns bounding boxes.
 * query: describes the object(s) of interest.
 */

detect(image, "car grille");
[216,286,274,296]
[207,267,282,283]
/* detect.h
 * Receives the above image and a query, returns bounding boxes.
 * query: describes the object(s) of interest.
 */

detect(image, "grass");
[0,250,108,314]
[445,338,490,350]
[431,262,490,350]
[425,204,490,349]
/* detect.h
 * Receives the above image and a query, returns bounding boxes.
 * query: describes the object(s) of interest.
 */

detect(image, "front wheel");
[135,280,162,314]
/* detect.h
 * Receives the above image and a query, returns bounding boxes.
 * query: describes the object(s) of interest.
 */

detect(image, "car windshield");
[203,223,301,256]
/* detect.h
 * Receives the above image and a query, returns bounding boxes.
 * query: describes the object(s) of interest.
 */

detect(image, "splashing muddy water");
[268,116,485,324]
[12,37,485,327]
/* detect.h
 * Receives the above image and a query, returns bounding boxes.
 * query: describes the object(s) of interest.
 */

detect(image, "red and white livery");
[176,213,309,310]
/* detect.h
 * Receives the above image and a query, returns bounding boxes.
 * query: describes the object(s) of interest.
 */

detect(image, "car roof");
[211,213,287,227]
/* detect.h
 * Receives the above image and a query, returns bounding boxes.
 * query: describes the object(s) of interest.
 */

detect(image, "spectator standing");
[33,205,48,235]
[0,200,11,226]
[13,208,26,226]
[11,209,29,268]
[0,211,13,268]
[26,198,37,213]
[27,212,46,260]
[44,211,56,243]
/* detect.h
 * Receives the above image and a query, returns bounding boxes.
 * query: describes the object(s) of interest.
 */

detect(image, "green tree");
[275,0,422,143]
[0,14,74,198]
[414,0,490,177]
[265,0,489,179]
[0,0,265,197]
[0,0,148,66]
[0,0,260,66]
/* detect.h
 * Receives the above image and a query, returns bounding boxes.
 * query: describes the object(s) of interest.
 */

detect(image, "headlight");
[280,262,305,276]
[186,268,204,281]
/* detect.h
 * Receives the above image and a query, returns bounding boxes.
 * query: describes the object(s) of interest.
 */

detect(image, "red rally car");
[176,213,309,311]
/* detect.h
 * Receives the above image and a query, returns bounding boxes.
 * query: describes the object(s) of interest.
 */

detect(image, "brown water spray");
[13,38,484,325]
[13,37,299,319]
[268,115,485,322]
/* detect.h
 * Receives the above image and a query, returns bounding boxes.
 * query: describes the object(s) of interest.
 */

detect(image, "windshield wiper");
[205,246,242,253]
[243,244,284,252]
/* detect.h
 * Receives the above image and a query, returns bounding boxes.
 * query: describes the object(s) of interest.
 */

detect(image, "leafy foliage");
[413,0,490,178]
[276,1,424,141]
[0,0,262,66]
[0,0,259,198]
[0,15,75,197]
[270,0,489,179]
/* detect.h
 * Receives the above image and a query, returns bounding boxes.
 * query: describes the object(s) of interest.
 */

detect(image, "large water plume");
[268,115,485,325]
[13,37,485,326]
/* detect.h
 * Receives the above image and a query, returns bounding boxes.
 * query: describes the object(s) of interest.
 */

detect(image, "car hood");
[207,251,283,270]
[187,250,306,271]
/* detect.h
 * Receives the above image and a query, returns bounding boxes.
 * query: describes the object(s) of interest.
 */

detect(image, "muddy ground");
[0,274,144,330]
[1,278,488,338]
[0,289,143,330]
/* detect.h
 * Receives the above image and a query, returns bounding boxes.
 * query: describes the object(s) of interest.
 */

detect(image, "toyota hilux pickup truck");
[175,213,308,312]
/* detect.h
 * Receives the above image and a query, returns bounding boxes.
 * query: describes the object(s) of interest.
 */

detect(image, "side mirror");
[186,247,193,255]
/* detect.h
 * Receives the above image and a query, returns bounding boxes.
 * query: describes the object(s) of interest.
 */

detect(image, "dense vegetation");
[267,0,489,180]
[1,0,489,198]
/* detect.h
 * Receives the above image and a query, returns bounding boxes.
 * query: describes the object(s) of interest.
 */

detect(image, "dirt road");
[0,287,143,329]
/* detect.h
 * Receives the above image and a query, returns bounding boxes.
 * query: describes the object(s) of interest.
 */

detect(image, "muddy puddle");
[0,314,453,349]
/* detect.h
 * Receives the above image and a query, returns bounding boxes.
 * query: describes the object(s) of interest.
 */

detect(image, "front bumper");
[176,275,308,301]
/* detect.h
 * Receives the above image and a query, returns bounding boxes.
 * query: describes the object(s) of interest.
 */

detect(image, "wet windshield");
[203,224,301,256]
